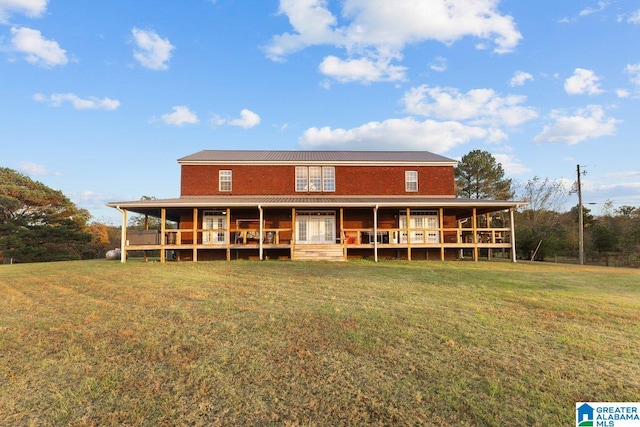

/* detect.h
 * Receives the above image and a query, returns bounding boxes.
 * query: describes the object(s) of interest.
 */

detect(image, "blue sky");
[1,0,639,224]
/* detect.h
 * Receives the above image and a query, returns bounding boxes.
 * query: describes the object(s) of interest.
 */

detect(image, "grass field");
[1,259,639,426]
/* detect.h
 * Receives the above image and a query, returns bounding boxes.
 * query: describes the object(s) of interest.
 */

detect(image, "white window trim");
[219,170,232,192]
[405,170,418,192]
[295,166,335,192]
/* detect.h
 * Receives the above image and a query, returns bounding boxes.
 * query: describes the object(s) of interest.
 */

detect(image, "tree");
[455,150,514,200]
[0,167,91,262]
[514,176,572,259]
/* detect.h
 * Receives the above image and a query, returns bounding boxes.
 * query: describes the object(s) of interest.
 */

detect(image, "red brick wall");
[180,164,454,196]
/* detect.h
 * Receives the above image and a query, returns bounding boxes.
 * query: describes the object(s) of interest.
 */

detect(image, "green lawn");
[1,260,639,426]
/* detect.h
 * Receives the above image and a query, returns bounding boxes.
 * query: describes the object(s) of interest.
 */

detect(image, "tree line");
[456,150,640,267]
[2,155,639,266]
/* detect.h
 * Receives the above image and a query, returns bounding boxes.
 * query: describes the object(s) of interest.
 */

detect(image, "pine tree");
[454,150,514,200]
[0,167,91,262]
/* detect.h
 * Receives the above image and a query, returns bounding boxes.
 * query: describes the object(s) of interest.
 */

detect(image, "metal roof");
[178,150,456,165]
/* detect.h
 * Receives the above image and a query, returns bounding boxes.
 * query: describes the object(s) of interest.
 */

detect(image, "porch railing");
[126,227,511,248]
[341,227,511,245]
[126,228,293,247]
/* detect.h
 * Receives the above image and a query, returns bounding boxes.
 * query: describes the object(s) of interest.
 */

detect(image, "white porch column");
[510,207,517,263]
[119,207,127,263]
[226,208,231,261]
[340,208,345,260]
[291,208,296,260]
[439,208,445,261]
[373,205,378,262]
[259,205,264,260]
[406,208,411,261]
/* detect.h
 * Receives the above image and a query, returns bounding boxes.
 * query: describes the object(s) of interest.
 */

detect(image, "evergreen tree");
[0,167,91,262]
[455,150,514,200]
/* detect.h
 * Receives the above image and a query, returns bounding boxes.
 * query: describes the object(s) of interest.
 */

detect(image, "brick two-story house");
[107,150,526,262]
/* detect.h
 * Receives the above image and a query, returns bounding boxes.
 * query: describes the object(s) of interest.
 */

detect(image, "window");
[295,166,335,192]
[322,166,335,191]
[219,170,232,192]
[405,170,418,192]
[309,166,322,191]
[295,167,308,191]
[399,210,439,243]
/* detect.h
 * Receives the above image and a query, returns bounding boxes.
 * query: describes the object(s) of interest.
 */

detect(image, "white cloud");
[628,10,640,24]
[266,0,521,83]
[318,55,407,84]
[625,63,640,86]
[429,56,447,73]
[579,1,609,17]
[17,161,61,176]
[0,0,47,23]
[131,28,175,71]
[564,68,603,95]
[509,71,533,87]
[229,109,261,129]
[616,88,629,98]
[10,26,67,67]
[33,93,120,110]
[493,153,531,175]
[298,117,487,152]
[211,109,261,129]
[402,85,538,127]
[160,106,199,126]
[534,105,620,144]
[71,190,112,210]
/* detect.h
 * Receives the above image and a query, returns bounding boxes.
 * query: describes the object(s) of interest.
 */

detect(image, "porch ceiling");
[107,195,526,221]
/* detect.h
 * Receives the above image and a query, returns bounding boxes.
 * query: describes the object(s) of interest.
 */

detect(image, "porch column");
[259,205,264,260]
[487,213,492,260]
[439,208,445,261]
[226,208,231,261]
[457,219,463,259]
[291,208,296,260]
[120,208,127,263]
[192,208,198,262]
[510,207,517,263]
[373,205,378,263]
[472,208,478,262]
[406,208,412,261]
[160,208,166,263]
[340,208,345,260]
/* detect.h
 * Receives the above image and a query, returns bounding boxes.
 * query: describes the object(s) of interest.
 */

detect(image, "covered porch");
[107,196,526,263]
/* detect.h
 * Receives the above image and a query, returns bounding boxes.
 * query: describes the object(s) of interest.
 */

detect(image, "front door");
[296,211,336,243]
[202,211,227,244]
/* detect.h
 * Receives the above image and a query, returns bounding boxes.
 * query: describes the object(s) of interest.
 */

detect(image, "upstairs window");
[405,170,418,192]
[322,166,335,192]
[219,170,232,192]
[309,166,322,191]
[295,167,309,191]
[296,166,335,192]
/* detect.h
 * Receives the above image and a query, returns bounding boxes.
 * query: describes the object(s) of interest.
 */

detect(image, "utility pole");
[577,165,584,265]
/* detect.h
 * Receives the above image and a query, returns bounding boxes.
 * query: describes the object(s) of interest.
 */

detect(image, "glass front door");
[203,211,227,244]
[296,212,336,243]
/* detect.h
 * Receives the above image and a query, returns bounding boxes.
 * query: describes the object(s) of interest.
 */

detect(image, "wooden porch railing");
[341,227,512,246]
[127,228,293,247]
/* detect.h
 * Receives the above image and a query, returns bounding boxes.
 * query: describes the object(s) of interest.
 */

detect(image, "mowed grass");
[1,260,639,426]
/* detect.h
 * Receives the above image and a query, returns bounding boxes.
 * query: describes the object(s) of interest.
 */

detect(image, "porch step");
[293,244,345,261]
